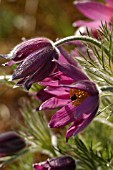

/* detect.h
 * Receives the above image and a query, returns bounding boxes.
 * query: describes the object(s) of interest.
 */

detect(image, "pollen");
[70,88,89,106]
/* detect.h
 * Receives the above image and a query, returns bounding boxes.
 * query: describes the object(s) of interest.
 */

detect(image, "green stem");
[54,35,109,56]
[101,86,113,93]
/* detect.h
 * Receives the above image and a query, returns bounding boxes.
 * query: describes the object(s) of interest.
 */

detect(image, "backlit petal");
[106,0,113,6]
[73,20,105,29]
[75,1,113,21]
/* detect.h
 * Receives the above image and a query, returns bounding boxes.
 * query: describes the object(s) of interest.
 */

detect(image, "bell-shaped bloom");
[34,156,76,170]
[73,0,113,33]
[0,131,26,157]
[1,37,59,90]
[39,48,99,141]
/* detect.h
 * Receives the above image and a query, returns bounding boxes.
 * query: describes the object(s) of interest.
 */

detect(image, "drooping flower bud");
[1,37,59,90]
[0,131,26,157]
[34,156,76,170]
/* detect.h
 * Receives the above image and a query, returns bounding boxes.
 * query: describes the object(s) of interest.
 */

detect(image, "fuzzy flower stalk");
[34,156,76,170]
[39,48,99,141]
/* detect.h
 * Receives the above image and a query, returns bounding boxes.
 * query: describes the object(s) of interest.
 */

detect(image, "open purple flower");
[34,156,76,170]
[1,37,59,90]
[39,49,99,141]
[73,0,113,33]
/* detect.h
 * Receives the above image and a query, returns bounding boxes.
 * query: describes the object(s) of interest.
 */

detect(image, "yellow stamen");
[70,88,89,106]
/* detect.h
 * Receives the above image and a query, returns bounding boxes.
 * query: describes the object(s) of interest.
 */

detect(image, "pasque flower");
[39,48,99,141]
[0,131,26,157]
[34,156,76,170]
[73,0,113,32]
[1,37,59,90]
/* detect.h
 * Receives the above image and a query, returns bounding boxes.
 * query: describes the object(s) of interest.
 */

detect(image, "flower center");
[70,88,89,106]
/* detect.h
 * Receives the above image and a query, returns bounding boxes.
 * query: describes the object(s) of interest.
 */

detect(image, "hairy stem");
[54,35,109,56]
[101,86,113,93]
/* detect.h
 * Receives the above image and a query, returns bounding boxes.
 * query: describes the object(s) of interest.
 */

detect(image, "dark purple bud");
[23,51,58,90]
[0,131,26,157]
[2,37,59,89]
[1,38,53,62]
[34,156,76,170]
[12,46,58,80]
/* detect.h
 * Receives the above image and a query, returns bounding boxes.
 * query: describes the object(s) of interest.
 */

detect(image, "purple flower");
[1,38,59,90]
[33,156,76,170]
[39,49,99,141]
[0,131,26,157]
[73,0,113,32]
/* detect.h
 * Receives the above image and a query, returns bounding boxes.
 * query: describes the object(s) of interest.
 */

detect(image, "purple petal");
[74,95,99,119]
[73,20,105,29]
[39,71,62,87]
[59,54,69,64]
[49,102,76,128]
[40,95,70,110]
[40,78,59,87]
[59,74,74,85]
[66,106,98,141]
[66,118,83,142]
[34,164,47,170]
[63,80,99,95]
[24,60,57,90]
[44,86,69,96]
[75,1,113,21]
[11,38,52,61]
[58,47,79,67]
[40,71,74,87]
[36,89,54,102]
[55,60,89,81]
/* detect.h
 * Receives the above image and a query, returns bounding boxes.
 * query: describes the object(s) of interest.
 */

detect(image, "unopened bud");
[0,131,26,157]
[34,156,76,170]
